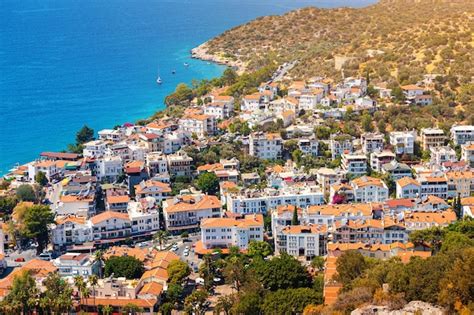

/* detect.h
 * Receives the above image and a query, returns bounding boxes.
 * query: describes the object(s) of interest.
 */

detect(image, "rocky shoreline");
[191,42,246,74]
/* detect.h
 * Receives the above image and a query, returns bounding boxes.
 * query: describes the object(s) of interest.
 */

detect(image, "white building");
[53,253,100,278]
[179,114,216,138]
[361,133,385,155]
[351,176,389,203]
[396,177,421,199]
[225,183,324,215]
[134,180,172,203]
[330,134,354,159]
[128,198,160,236]
[51,216,93,249]
[297,138,319,156]
[28,160,60,182]
[249,132,283,160]
[390,131,416,155]
[200,214,264,251]
[341,152,367,175]
[162,194,222,233]
[461,143,474,167]
[241,94,263,112]
[96,155,123,182]
[146,152,169,177]
[90,211,132,242]
[275,225,328,260]
[98,129,124,143]
[370,150,395,172]
[83,140,108,159]
[451,125,474,146]
[429,146,457,167]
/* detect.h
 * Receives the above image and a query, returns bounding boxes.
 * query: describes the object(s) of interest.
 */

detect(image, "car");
[14,257,25,262]
[184,246,190,250]
[171,245,179,252]
[183,250,189,257]
[39,252,53,261]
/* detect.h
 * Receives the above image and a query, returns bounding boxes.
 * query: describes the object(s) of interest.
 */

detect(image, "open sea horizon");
[0,0,376,175]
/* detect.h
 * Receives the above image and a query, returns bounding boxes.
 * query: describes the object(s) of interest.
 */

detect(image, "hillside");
[196,0,473,86]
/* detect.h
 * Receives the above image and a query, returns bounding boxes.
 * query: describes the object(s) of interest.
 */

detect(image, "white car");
[183,249,189,256]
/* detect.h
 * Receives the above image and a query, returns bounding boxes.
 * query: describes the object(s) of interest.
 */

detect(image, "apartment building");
[316,168,346,196]
[90,211,132,242]
[166,151,193,177]
[275,225,328,260]
[341,152,367,175]
[249,132,283,160]
[370,150,395,172]
[351,176,389,203]
[461,142,474,167]
[396,177,421,199]
[199,214,264,253]
[134,179,171,203]
[404,210,457,231]
[28,160,61,182]
[446,171,474,198]
[451,125,474,145]
[226,183,324,214]
[429,146,457,167]
[53,253,100,278]
[330,134,354,159]
[179,113,216,138]
[162,194,222,233]
[128,198,160,236]
[96,155,123,182]
[83,140,108,158]
[420,128,445,151]
[146,152,169,177]
[390,131,416,155]
[381,161,412,180]
[361,132,385,154]
[51,215,93,250]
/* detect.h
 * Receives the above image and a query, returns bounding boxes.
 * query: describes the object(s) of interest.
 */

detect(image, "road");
[272,60,298,82]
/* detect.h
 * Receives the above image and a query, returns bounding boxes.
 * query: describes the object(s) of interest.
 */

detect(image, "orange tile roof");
[397,250,431,263]
[164,195,221,213]
[461,196,474,206]
[307,203,379,217]
[135,180,172,194]
[60,195,94,203]
[401,84,424,91]
[107,195,130,204]
[82,298,157,308]
[141,267,168,281]
[201,214,263,229]
[139,282,163,296]
[56,215,87,225]
[352,176,385,188]
[397,177,420,187]
[104,246,149,262]
[405,210,456,225]
[197,163,223,172]
[281,224,327,234]
[90,211,130,225]
[243,93,261,101]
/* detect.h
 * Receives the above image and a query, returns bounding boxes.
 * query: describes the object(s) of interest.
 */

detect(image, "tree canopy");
[104,256,144,279]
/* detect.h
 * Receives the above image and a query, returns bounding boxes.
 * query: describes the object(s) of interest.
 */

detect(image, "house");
[105,193,130,213]
[83,140,108,159]
[279,110,296,127]
[138,133,160,152]
[259,82,279,100]
[370,150,395,172]
[241,93,263,111]
[396,177,421,199]
[461,142,474,167]
[204,95,234,119]
[316,168,346,196]
[351,176,389,203]
[429,146,457,167]
[197,214,264,254]
[418,175,449,199]
[341,152,367,175]
[275,225,328,260]
[162,194,222,233]
[51,215,92,250]
[134,179,171,203]
[354,96,376,111]
[329,183,354,204]
[333,219,384,244]
[241,173,261,186]
[297,138,319,156]
[401,85,425,99]
[390,131,416,155]
[28,160,61,182]
[98,129,124,142]
[451,125,474,145]
[249,132,283,160]
[124,160,148,193]
[420,128,445,151]
[330,134,354,159]
[166,151,193,178]
[53,252,100,278]
[361,132,385,154]
[90,211,132,243]
[179,113,216,137]
[382,161,412,180]
[414,94,433,106]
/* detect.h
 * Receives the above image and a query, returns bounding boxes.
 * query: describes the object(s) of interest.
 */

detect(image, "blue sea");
[0,0,376,174]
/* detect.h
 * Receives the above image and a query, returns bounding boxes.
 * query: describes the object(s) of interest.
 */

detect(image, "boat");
[156,76,162,84]
[172,70,176,74]
[183,62,189,67]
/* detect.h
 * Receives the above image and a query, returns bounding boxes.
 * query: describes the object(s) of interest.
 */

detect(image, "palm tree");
[153,230,170,250]
[94,250,105,278]
[102,304,113,315]
[74,275,86,311]
[89,274,99,312]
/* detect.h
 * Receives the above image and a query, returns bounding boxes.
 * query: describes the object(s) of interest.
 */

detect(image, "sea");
[0,0,376,175]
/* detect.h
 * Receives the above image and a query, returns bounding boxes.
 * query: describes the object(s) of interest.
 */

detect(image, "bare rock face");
[351,301,446,315]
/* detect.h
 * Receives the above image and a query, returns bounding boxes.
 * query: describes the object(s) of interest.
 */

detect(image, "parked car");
[39,252,53,261]
[14,257,25,262]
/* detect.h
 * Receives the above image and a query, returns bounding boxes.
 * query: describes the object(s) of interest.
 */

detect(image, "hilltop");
[194,0,473,86]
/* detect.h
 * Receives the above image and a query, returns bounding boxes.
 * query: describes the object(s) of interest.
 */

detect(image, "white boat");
[156,76,162,84]
[183,62,189,67]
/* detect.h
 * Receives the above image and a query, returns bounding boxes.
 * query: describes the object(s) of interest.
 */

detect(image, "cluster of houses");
[2,73,473,310]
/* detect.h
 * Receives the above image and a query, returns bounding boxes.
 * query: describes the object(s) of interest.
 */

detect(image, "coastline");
[191,42,246,74]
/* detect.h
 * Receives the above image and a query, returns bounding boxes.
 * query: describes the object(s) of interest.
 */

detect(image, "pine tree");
[292,205,299,225]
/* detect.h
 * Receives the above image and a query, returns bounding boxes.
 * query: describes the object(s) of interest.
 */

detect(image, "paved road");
[272,60,298,82]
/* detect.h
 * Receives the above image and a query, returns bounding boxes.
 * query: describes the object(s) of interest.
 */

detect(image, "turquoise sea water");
[0,0,376,174]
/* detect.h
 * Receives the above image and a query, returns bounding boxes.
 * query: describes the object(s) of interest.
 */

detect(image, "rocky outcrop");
[351,301,446,315]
